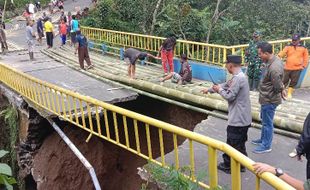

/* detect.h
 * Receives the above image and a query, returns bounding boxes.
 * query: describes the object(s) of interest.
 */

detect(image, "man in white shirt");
[28,2,35,14]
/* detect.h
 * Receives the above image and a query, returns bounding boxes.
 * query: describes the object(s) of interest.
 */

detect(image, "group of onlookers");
[8,1,310,188]
[245,31,308,99]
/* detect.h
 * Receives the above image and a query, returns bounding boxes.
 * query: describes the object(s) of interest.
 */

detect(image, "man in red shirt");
[278,34,309,99]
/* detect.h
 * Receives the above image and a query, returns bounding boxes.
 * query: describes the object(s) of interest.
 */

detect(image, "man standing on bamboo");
[74,30,94,70]
[278,34,309,99]
[202,55,252,174]
[245,31,263,91]
[252,42,286,154]
[158,36,177,75]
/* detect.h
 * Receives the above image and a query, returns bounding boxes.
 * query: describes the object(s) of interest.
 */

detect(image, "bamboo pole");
[42,48,306,133]
[41,48,301,139]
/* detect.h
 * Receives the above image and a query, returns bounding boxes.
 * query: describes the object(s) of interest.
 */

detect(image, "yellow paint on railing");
[81,26,310,67]
[0,63,295,189]
[208,147,218,189]
[81,26,229,66]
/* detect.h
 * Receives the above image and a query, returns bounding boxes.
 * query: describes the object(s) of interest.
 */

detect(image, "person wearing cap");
[252,42,286,154]
[160,54,192,84]
[124,48,160,79]
[74,30,94,70]
[202,55,252,174]
[278,34,309,99]
[245,31,263,91]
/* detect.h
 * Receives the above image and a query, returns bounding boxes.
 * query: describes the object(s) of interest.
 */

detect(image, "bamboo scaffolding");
[41,48,308,133]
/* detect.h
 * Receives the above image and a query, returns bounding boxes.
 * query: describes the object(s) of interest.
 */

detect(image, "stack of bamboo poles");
[41,46,310,133]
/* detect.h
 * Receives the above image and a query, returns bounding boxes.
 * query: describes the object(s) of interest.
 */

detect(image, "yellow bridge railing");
[0,63,294,190]
[81,26,228,66]
[81,26,310,66]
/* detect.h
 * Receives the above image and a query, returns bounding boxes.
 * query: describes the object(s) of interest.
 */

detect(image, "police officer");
[202,55,252,174]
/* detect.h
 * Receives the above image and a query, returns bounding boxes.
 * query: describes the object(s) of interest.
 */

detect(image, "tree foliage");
[81,0,310,45]
[0,150,17,190]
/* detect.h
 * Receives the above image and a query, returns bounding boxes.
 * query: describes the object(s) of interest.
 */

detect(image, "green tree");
[82,0,310,45]
[0,150,17,190]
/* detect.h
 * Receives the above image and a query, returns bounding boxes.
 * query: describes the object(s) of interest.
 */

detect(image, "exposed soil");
[31,95,207,190]
[0,94,9,150]
[116,95,207,131]
[32,125,146,190]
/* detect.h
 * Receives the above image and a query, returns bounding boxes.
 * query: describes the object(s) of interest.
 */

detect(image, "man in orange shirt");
[278,34,309,99]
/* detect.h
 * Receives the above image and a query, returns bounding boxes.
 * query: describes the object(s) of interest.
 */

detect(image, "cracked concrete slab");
[1,51,138,105]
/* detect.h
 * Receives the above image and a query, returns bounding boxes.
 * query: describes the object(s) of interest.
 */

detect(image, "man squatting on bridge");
[202,55,252,174]
[252,42,286,154]
[160,53,192,84]
[124,48,160,79]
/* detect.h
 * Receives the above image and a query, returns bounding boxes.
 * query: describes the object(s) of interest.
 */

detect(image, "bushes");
[81,0,310,45]
[0,150,17,190]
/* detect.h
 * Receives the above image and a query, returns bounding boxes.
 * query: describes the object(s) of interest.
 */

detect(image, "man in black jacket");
[296,112,310,179]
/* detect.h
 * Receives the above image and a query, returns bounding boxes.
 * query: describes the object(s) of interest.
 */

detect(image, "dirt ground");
[32,125,145,190]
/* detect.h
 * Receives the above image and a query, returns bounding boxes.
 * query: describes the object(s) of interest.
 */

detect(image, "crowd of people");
[1,1,309,188]
[115,35,310,190]
[22,0,94,70]
[113,28,310,189]
[198,37,309,189]
[245,31,309,99]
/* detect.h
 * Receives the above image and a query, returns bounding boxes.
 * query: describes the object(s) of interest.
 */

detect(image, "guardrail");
[230,37,310,63]
[81,26,310,66]
[0,63,294,190]
[81,26,228,66]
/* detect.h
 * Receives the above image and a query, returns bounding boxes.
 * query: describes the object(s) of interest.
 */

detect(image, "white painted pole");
[48,119,102,190]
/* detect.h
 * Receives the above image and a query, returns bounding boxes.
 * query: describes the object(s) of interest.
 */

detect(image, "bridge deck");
[163,116,306,190]
[0,47,138,108]
[41,46,310,133]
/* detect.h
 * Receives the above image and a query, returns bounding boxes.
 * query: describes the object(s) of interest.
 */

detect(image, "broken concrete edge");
[0,83,52,183]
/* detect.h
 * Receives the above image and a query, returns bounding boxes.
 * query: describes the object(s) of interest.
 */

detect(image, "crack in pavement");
[24,65,66,73]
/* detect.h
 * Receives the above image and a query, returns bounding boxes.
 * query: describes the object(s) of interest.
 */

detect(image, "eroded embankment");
[0,84,206,190]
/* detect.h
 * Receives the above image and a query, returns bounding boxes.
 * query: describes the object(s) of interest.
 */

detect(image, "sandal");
[86,64,94,70]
